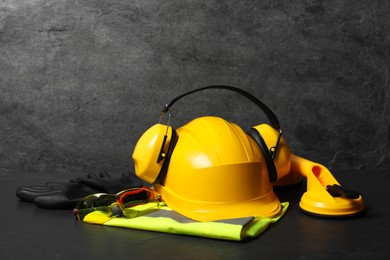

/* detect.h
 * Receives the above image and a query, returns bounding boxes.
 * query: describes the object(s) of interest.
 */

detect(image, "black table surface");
[1,169,389,259]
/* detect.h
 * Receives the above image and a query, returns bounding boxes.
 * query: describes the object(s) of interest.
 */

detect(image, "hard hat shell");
[154,116,281,221]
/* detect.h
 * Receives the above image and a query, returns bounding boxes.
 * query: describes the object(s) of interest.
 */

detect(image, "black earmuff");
[154,85,282,184]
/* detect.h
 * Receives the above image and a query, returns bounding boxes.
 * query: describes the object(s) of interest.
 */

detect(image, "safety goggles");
[73,187,161,221]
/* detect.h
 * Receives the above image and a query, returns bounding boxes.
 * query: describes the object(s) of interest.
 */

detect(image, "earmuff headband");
[161,85,281,130]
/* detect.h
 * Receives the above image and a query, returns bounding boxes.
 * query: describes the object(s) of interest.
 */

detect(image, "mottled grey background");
[1,0,389,175]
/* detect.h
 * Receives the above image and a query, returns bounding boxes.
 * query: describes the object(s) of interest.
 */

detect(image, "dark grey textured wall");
[1,0,389,174]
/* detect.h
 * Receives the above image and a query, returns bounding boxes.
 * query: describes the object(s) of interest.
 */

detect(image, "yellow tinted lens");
[75,193,115,220]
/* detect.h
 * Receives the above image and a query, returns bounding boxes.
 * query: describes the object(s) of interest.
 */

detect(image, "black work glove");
[16,169,144,209]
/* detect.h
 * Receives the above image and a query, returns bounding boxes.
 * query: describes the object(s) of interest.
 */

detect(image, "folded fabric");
[80,202,289,241]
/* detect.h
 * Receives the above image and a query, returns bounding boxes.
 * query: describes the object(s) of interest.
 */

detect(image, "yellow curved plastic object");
[155,116,282,221]
[81,202,289,241]
[253,124,292,179]
[133,124,174,183]
[291,155,365,217]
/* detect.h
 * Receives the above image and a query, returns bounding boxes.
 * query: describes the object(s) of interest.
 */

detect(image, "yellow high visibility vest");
[80,202,288,241]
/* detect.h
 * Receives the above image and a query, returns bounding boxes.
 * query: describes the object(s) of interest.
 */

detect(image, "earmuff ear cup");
[154,129,178,184]
[132,124,176,184]
[247,127,278,182]
[251,124,293,182]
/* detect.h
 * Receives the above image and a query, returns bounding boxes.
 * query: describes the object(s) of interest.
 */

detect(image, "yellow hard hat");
[132,86,291,221]
[154,116,282,221]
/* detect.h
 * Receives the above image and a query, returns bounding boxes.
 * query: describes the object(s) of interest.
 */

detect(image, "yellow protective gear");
[252,124,302,186]
[133,124,176,184]
[135,116,282,221]
[80,201,289,241]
